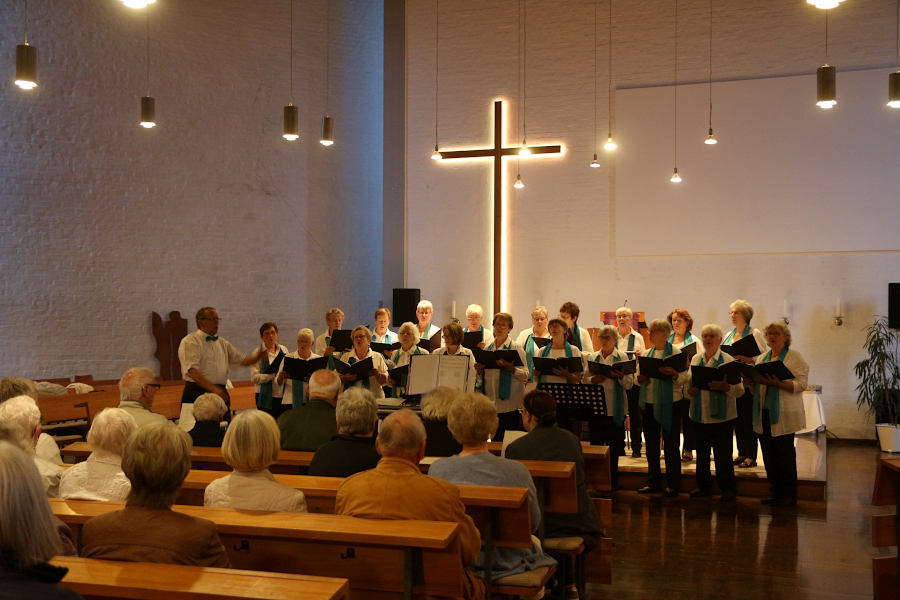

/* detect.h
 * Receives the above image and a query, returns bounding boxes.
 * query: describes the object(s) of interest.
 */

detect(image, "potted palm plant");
[854,316,900,452]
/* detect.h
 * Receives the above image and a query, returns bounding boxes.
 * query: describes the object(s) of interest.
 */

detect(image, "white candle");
[451,301,456,318]
[835,298,841,317]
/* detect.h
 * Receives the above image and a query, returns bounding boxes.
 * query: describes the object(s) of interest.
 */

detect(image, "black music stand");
[537,382,608,422]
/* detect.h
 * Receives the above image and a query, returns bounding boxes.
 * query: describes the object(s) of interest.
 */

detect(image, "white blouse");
[478,338,529,414]
[282,351,322,406]
[59,452,131,502]
[334,348,389,399]
[688,350,743,424]
[535,345,584,384]
[583,347,636,407]
[204,469,307,512]
[250,344,289,398]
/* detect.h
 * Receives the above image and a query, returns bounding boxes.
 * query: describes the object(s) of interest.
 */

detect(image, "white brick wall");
[0,0,384,380]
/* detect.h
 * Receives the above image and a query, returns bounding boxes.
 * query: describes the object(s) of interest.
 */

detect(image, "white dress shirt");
[754,348,810,437]
[178,329,246,385]
[373,329,399,344]
[535,345,583,384]
[204,469,307,512]
[616,328,646,356]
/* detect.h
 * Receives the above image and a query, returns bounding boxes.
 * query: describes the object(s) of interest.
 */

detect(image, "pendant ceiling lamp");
[121,0,156,8]
[604,0,617,152]
[889,0,900,108]
[816,11,836,109]
[670,0,681,183]
[283,0,299,141]
[431,0,442,160]
[704,0,717,145]
[15,1,36,90]
[320,0,334,146]
[139,8,156,128]
[806,0,846,9]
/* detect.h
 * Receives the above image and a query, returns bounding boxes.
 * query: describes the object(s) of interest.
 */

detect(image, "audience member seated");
[187,393,227,447]
[278,369,341,451]
[421,386,463,457]
[0,396,63,497]
[81,423,230,567]
[335,409,485,600]
[308,387,380,477]
[430,393,556,581]
[0,440,83,600]
[0,376,63,464]
[59,408,136,502]
[117,367,168,429]
[506,390,601,598]
[204,409,307,512]
[0,422,77,556]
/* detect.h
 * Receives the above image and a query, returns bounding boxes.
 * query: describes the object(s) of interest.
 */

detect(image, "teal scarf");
[668,331,695,346]
[568,324,584,350]
[627,333,635,352]
[291,377,306,408]
[639,342,675,432]
[256,349,284,411]
[594,349,626,426]
[539,341,573,384]
[389,346,423,397]
[753,346,789,427]
[690,352,726,422]
[723,324,751,346]
[488,338,513,399]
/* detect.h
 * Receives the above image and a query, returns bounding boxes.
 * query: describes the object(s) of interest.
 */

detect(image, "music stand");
[537,383,608,422]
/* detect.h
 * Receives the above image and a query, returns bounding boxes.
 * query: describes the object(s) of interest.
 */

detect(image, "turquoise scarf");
[291,377,305,408]
[594,349,626,426]
[690,352,726,422]
[539,341,573,384]
[753,346,789,427]
[524,334,537,382]
[256,349,284,411]
[568,324,584,350]
[389,346,423,397]
[488,338,513,400]
[668,331,695,346]
[723,324,751,346]
[639,342,676,432]
[627,333,635,352]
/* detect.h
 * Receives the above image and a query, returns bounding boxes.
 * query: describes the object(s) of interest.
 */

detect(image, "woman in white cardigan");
[752,321,809,507]
[475,312,528,440]
[686,324,744,501]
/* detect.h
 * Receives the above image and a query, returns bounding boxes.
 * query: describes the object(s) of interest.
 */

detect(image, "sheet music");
[406,354,470,395]
[436,354,469,391]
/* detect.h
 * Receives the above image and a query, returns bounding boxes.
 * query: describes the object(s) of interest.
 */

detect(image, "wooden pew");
[51,499,464,599]
[176,470,532,549]
[36,394,89,445]
[487,440,612,493]
[72,390,121,424]
[53,556,350,599]
[152,384,186,420]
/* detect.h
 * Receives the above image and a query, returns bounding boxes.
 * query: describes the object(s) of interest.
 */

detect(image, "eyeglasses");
[201,317,221,322]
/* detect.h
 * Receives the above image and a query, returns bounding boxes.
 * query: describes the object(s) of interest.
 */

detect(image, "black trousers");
[758,409,798,500]
[642,400,684,491]
[734,389,758,460]
[681,403,696,453]
[587,415,625,489]
[626,386,643,455]
[694,419,737,492]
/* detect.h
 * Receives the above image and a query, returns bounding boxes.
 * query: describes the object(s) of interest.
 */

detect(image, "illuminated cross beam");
[438,100,562,314]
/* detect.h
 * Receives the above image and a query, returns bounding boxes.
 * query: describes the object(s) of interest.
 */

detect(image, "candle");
[451,301,456,318]
[835,298,841,317]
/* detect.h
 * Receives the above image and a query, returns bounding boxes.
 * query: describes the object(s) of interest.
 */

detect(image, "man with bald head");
[277,369,342,451]
[335,409,485,600]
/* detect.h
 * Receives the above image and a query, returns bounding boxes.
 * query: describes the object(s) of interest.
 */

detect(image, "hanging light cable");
[704,0,717,144]
[889,0,900,108]
[670,0,681,183]
[140,8,156,128]
[515,0,525,187]
[816,10,837,109]
[590,0,600,167]
[14,0,36,91]
[320,0,334,145]
[431,0,442,159]
[519,0,530,156]
[283,0,300,141]
[604,0,618,152]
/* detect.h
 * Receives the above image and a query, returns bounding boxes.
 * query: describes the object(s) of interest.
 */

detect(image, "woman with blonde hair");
[0,440,82,599]
[204,409,307,511]
[724,299,767,468]
[334,326,390,399]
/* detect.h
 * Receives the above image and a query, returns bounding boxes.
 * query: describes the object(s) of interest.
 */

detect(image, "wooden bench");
[487,440,613,493]
[51,499,465,599]
[52,555,350,599]
[36,394,89,445]
[872,457,900,600]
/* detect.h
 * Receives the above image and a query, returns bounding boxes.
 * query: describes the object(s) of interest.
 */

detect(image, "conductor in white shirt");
[178,307,264,429]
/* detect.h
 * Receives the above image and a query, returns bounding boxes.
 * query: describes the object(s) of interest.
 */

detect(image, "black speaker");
[392,288,421,327]
[889,283,900,330]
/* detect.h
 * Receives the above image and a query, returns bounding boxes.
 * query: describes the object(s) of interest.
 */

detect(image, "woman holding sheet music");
[724,299,767,469]
[515,305,551,389]
[314,307,345,356]
[752,321,809,506]
[372,307,399,344]
[334,326,389,399]
[386,322,428,397]
[431,322,477,393]
[668,308,701,462]
[278,328,322,409]
[583,325,635,488]
[532,318,583,384]
[637,319,691,497]
[475,312,528,439]
[616,306,646,458]
[250,322,289,419]
[685,324,744,501]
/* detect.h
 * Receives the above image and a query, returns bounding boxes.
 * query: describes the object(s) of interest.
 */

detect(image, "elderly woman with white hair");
[415,299,442,345]
[59,408,137,502]
[204,409,307,512]
[724,299,767,469]
[187,393,228,447]
[279,328,322,409]
[752,321,809,507]
[636,319,691,497]
[334,326,389,399]
[463,303,493,348]
[386,321,429,397]
[81,423,230,567]
[432,322,478,393]
[309,387,381,477]
[615,307,646,457]
[476,312,528,440]
[0,440,83,599]
[0,396,63,497]
[314,307,346,356]
[685,324,744,501]
[515,305,551,389]
[430,393,556,581]
[1,376,64,464]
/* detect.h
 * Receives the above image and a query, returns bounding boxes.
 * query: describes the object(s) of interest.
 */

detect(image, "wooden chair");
[36,395,89,445]
[53,556,349,599]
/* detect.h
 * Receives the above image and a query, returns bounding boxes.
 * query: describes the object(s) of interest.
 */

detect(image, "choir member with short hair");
[463,303,493,348]
[335,326,389,399]
[314,307,345,356]
[616,306,646,458]
[278,328,321,409]
[250,322,289,419]
[559,301,594,353]
[431,322,477,393]
[668,308,701,463]
[475,312,528,440]
[725,299,767,469]
[533,318,583,384]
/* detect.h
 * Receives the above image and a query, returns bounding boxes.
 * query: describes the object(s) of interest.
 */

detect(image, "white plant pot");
[876,423,900,453]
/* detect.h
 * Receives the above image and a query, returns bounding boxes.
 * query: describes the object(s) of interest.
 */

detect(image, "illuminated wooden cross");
[438,100,562,314]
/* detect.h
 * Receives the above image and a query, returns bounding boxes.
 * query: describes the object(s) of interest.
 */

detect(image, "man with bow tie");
[177,306,264,430]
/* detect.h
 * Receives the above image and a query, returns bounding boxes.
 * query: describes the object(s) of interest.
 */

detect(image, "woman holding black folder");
[475,312,528,439]
[431,322,477,393]
[636,319,691,497]
[752,321,809,506]
[668,308,702,462]
[386,322,428,397]
[724,299,767,469]
[278,328,321,409]
[250,322,289,419]
[532,318,583,384]
[514,305,551,390]
[334,326,389,399]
